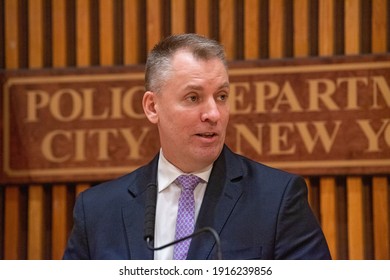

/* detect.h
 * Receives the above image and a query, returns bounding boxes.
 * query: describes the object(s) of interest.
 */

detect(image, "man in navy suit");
[63,33,331,260]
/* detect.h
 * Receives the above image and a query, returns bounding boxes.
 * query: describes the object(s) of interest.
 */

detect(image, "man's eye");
[218,93,229,101]
[188,95,197,102]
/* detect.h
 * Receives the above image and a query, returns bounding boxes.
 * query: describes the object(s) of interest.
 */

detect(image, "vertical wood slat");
[293,0,309,56]
[51,0,72,259]
[346,177,365,259]
[5,0,19,68]
[0,186,4,259]
[27,0,46,260]
[124,0,141,64]
[52,0,67,67]
[28,0,43,68]
[194,0,211,37]
[373,176,390,259]
[76,0,91,66]
[4,186,24,259]
[344,0,364,260]
[99,0,115,65]
[219,0,236,60]
[171,0,187,34]
[296,0,317,232]
[146,0,163,51]
[372,0,387,52]
[4,0,23,260]
[51,185,71,260]
[319,0,335,55]
[344,0,360,54]
[320,177,338,259]
[27,185,46,259]
[244,0,260,59]
[269,0,284,58]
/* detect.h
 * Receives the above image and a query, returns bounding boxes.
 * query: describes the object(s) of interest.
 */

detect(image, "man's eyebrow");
[184,82,230,91]
[220,82,230,89]
[184,84,203,91]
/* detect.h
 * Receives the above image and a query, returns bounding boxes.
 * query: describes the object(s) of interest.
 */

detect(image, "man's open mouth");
[196,132,217,138]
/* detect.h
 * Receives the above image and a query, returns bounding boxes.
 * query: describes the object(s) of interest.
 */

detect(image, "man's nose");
[200,98,220,123]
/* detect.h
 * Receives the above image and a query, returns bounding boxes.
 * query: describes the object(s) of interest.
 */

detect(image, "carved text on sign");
[1,55,389,183]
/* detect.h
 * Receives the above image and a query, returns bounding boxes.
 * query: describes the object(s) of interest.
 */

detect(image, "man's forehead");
[171,49,224,65]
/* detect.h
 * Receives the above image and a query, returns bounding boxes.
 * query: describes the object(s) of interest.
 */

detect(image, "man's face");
[143,50,230,172]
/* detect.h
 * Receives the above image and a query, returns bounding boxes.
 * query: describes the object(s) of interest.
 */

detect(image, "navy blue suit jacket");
[63,145,331,260]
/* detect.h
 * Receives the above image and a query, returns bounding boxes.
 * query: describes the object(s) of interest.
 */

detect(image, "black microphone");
[144,183,158,242]
[143,183,222,260]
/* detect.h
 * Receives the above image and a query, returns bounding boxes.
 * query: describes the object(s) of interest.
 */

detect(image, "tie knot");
[176,174,201,191]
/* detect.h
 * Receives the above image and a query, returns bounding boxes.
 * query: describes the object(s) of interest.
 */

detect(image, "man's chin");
[193,147,223,165]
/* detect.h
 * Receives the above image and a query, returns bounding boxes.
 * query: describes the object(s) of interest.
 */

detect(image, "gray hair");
[145,33,227,93]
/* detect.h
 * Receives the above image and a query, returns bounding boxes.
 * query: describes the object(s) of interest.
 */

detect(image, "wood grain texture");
[320,177,338,259]
[319,0,335,55]
[269,0,284,58]
[293,0,309,56]
[219,0,236,60]
[1,0,389,260]
[244,0,260,59]
[76,0,91,66]
[373,176,390,259]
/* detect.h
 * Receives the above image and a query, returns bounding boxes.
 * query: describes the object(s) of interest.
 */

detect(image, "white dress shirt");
[153,150,212,260]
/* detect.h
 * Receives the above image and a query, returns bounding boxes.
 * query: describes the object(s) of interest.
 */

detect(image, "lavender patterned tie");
[173,174,201,260]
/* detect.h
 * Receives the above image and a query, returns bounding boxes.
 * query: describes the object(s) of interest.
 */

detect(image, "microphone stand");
[145,227,222,260]
[143,183,222,260]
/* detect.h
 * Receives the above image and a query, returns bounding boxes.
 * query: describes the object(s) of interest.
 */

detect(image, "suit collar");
[187,145,244,259]
[127,153,159,196]
[122,154,159,260]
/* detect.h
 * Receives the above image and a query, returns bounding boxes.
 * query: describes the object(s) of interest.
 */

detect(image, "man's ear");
[142,91,158,124]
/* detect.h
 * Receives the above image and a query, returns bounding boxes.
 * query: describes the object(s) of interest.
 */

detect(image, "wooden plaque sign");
[1,55,389,184]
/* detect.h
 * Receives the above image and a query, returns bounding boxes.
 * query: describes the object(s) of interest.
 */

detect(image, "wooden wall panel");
[372,177,390,259]
[52,0,67,67]
[293,0,309,56]
[27,0,46,260]
[219,0,236,59]
[123,0,142,64]
[4,186,26,259]
[319,0,335,55]
[146,0,163,51]
[28,0,44,68]
[320,177,338,259]
[372,0,387,52]
[1,0,389,260]
[269,0,285,58]
[347,177,366,259]
[195,0,211,37]
[27,185,46,259]
[76,0,92,66]
[244,0,260,59]
[0,186,4,260]
[4,0,19,68]
[344,0,361,54]
[171,0,187,34]
[51,185,72,260]
[99,0,115,65]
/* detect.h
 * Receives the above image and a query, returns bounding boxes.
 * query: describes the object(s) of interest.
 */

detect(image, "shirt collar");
[157,149,213,193]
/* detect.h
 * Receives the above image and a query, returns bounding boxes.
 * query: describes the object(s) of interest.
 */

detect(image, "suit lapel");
[122,154,159,260]
[120,147,243,260]
[187,146,244,259]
